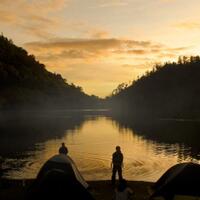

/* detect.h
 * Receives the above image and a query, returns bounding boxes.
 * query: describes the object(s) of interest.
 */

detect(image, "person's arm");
[111,154,114,168]
[127,187,133,194]
[127,187,134,199]
[121,153,124,168]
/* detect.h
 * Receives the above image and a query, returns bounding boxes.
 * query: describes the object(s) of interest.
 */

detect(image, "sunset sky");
[1,0,200,97]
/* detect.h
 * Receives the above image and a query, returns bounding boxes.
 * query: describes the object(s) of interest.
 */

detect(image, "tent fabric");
[28,169,94,200]
[151,162,200,199]
[152,195,200,200]
[27,154,93,200]
[37,154,88,189]
[66,155,89,189]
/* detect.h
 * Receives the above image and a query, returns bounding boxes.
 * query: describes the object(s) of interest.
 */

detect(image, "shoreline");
[0,178,154,200]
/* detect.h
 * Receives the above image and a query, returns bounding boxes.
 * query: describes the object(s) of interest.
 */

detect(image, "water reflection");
[112,115,200,161]
[0,111,86,157]
[0,111,200,182]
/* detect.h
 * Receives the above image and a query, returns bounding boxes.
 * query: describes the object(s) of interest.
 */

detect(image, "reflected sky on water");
[0,111,199,182]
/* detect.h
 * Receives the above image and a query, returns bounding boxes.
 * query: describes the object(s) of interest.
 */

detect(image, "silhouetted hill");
[108,56,200,118]
[0,35,100,109]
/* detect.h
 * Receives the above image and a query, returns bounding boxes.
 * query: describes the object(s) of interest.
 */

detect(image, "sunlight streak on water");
[4,116,199,182]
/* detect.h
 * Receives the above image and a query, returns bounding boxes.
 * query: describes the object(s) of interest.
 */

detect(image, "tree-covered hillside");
[0,35,99,109]
[108,56,200,118]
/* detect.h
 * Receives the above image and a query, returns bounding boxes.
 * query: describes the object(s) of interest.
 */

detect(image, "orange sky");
[1,0,200,97]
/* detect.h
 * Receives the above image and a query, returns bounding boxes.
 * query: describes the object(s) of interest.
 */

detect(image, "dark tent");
[150,162,200,200]
[27,154,94,200]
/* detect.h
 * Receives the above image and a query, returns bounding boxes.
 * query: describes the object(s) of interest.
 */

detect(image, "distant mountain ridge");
[0,35,99,109]
[108,56,200,118]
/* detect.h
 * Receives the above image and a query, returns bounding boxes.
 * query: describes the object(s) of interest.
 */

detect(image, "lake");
[0,110,200,182]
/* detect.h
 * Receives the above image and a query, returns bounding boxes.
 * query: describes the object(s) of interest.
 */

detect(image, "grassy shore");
[0,179,153,200]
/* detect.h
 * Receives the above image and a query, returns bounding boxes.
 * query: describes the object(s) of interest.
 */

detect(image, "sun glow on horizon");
[1,0,200,97]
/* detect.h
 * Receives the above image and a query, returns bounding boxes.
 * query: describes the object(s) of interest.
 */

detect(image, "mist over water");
[0,111,199,182]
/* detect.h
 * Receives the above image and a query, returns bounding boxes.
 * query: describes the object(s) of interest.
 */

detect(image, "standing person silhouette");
[111,146,123,185]
[59,142,68,155]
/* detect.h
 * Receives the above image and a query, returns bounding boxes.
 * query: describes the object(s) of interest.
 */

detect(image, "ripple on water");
[2,116,199,182]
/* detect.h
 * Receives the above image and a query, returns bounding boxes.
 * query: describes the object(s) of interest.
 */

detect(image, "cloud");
[160,0,176,2]
[127,49,147,54]
[173,21,200,30]
[0,0,68,39]
[21,25,57,39]
[165,47,190,52]
[114,49,148,55]
[89,30,109,39]
[122,64,147,69]
[157,53,177,58]
[111,44,188,56]
[23,36,191,97]
[0,0,111,41]
[37,50,93,62]
[0,0,68,14]
[97,0,128,8]
[30,0,67,12]
[25,38,155,51]
[25,37,190,62]
[29,15,58,26]
[25,38,162,62]
[0,9,18,23]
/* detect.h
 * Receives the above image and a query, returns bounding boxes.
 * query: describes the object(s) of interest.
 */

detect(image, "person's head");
[116,146,121,152]
[62,142,65,147]
[117,179,127,192]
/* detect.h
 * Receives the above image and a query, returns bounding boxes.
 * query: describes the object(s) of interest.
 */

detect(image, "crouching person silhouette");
[59,142,68,155]
[114,179,133,200]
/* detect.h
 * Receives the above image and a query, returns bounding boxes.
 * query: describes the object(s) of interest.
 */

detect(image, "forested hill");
[0,35,99,110]
[108,56,200,118]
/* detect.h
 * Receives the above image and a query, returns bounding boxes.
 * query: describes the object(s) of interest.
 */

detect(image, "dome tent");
[27,154,94,200]
[37,154,88,189]
[150,162,200,200]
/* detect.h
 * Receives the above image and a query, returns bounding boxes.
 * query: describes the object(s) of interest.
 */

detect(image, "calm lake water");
[0,111,200,182]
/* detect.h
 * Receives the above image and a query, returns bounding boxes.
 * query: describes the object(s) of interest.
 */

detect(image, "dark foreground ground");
[0,179,153,200]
